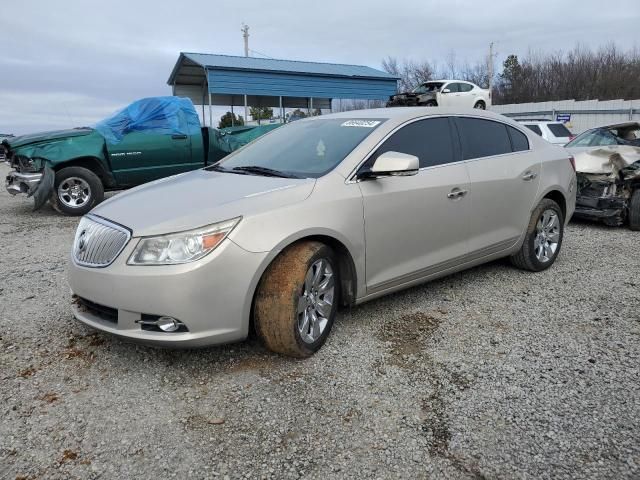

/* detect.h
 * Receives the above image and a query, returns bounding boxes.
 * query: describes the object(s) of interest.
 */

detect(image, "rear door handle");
[522,171,537,181]
[447,189,468,199]
[171,134,188,140]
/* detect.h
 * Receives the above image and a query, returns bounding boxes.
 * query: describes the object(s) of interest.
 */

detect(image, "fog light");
[136,315,187,332]
[157,316,180,332]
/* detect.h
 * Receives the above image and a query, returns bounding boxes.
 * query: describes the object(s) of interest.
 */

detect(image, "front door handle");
[447,189,468,199]
[171,134,188,140]
[522,171,538,181]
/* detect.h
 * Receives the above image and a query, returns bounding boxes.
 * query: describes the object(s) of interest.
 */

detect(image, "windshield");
[214,118,385,178]
[566,129,616,147]
[412,82,443,94]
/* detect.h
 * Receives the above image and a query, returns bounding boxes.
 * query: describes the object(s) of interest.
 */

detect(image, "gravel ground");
[1,162,639,479]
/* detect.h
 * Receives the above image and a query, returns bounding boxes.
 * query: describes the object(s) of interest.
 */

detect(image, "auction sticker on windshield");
[341,120,381,128]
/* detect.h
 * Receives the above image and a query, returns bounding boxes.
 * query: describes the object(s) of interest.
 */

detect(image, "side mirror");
[359,151,419,179]
[441,88,451,94]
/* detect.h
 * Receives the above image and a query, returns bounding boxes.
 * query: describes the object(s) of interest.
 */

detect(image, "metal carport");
[167,52,399,126]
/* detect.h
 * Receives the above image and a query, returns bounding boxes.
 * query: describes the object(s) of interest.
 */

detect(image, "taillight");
[568,156,576,172]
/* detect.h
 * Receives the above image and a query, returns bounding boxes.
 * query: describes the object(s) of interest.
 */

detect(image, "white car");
[518,120,573,146]
[387,80,491,110]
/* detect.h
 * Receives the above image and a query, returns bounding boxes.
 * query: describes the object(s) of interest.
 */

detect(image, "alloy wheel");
[297,259,335,344]
[534,209,560,262]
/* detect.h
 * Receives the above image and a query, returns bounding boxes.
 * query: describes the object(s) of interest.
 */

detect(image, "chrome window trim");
[345,114,533,184]
[72,214,132,268]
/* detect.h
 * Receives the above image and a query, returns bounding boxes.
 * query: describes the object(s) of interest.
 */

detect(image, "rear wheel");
[510,198,564,272]
[474,101,486,110]
[629,189,640,231]
[423,100,437,107]
[50,166,104,216]
[253,242,339,358]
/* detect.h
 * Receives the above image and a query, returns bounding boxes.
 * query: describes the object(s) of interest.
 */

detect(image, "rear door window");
[524,124,543,136]
[547,123,572,138]
[454,117,512,160]
[444,83,460,93]
[365,117,457,169]
[458,83,474,92]
[508,126,530,152]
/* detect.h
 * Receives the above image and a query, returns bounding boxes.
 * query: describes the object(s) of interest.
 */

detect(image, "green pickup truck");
[3,97,279,215]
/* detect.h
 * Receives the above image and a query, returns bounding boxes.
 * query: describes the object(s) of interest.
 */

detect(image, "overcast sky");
[1,0,638,134]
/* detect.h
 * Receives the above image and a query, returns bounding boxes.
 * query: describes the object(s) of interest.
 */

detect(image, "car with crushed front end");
[565,122,640,229]
[387,80,491,110]
[68,107,576,358]
[3,97,278,216]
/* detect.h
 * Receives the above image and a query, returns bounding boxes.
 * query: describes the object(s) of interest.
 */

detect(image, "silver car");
[68,108,576,357]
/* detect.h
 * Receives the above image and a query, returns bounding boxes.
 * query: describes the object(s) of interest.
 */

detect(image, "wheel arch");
[541,189,567,220]
[53,157,115,188]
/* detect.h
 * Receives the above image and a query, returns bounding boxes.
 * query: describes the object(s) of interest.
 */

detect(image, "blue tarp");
[94,96,201,144]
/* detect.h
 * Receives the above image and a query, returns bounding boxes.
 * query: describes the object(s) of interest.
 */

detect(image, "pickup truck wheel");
[510,198,564,272]
[474,101,486,110]
[50,167,104,216]
[628,189,640,231]
[253,241,339,358]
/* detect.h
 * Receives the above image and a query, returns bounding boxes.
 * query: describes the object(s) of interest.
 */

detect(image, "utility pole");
[241,23,249,57]
[241,23,249,123]
[487,41,500,105]
[488,42,494,94]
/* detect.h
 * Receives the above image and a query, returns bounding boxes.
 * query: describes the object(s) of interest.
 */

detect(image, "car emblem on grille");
[77,229,89,253]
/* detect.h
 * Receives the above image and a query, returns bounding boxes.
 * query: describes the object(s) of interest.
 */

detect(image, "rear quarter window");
[455,117,512,160]
[507,126,530,152]
[524,124,543,136]
[547,123,572,138]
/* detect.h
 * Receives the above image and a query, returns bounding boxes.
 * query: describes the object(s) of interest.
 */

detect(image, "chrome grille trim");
[72,214,131,268]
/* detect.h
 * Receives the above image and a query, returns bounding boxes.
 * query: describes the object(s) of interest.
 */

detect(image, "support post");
[231,101,235,127]
[208,92,212,128]
[279,96,283,123]
[244,95,248,125]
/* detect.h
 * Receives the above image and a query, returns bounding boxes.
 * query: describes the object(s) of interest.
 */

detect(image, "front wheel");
[253,242,339,358]
[50,166,104,216]
[510,198,564,272]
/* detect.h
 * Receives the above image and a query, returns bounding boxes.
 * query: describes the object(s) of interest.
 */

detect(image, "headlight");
[127,217,241,265]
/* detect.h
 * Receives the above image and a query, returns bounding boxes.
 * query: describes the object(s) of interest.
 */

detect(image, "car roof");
[310,107,509,124]
[518,120,565,125]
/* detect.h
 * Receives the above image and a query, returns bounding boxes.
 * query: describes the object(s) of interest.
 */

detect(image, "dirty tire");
[423,100,437,107]
[510,198,564,272]
[628,189,640,231]
[253,242,339,358]
[474,101,486,110]
[50,166,104,216]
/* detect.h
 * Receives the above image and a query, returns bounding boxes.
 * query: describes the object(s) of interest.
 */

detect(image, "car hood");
[92,169,316,237]
[5,128,94,149]
[570,145,640,176]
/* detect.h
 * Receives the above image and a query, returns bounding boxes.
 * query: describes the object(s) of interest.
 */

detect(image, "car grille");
[73,215,131,267]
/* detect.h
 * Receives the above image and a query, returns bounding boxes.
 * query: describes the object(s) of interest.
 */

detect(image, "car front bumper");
[6,170,43,195]
[67,237,269,348]
[574,194,627,225]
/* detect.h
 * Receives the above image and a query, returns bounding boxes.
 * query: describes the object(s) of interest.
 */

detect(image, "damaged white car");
[566,122,640,229]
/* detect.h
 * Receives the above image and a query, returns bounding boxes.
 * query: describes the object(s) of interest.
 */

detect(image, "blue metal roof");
[176,52,398,80]
[168,52,399,104]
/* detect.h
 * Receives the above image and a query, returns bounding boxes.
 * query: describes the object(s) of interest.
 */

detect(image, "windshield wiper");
[231,166,299,178]
[207,164,249,175]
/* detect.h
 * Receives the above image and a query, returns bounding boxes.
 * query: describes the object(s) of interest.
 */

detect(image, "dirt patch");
[376,311,442,366]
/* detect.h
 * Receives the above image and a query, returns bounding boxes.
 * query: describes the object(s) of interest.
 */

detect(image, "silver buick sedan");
[68,108,576,357]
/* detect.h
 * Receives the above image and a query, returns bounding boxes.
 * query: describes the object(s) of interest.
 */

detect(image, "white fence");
[492,99,640,134]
